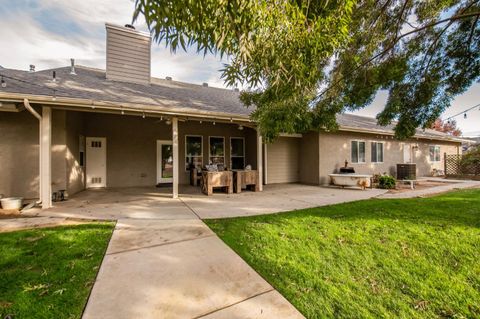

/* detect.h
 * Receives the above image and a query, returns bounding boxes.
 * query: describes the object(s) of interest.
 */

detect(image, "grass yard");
[0,223,114,319]
[206,189,480,319]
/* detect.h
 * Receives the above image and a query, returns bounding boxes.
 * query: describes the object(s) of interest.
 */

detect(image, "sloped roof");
[0,65,251,117]
[0,65,461,142]
[336,113,460,141]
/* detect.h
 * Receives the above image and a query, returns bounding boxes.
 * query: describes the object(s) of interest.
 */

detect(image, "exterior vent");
[70,58,76,75]
[202,82,208,87]
[91,177,102,184]
[166,76,172,81]
[105,23,151,85]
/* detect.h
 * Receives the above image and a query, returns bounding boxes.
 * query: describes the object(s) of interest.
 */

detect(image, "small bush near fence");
[378,175,396,189]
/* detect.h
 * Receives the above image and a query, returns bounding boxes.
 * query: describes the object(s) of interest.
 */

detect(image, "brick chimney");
[105,23,151,85]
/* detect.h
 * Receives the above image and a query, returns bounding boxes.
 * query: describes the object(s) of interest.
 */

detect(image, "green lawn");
[206,189,480,319]
[0,223,114,319]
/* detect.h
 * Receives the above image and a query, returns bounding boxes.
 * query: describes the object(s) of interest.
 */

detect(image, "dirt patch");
[387,181,456,194]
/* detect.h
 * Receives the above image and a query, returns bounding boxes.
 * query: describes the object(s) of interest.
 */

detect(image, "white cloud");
[0,0,228,87]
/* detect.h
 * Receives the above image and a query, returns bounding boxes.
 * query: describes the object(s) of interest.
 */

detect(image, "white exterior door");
[157,140,173,184]
[403,143,412,163]
[86,137,107,188]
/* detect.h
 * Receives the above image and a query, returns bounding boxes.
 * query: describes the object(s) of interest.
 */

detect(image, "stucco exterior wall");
[299,132,320,184]
[318,131,460,185]
[83,112,171,187]
[65,111,85,195]
[0,108,69,199]
[0,110,39,199]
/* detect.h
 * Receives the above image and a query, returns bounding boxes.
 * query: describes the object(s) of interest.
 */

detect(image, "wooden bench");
[201,171,233,195]
[233,170,259,193]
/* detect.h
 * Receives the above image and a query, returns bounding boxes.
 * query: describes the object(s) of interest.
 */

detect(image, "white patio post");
[40,106,52,208]
[257,129,263,191]
[172,117,179,198]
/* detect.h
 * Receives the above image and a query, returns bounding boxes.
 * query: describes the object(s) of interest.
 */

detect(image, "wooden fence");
[444,153,480,179]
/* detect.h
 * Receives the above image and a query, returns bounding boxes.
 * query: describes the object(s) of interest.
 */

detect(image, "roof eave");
[338,126,463,143]
[0,91,252,123]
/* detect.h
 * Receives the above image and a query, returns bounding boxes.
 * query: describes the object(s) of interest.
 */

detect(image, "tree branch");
[316,10,480,102]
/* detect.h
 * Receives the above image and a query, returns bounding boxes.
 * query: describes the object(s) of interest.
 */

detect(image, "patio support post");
[40,106,52,209]
[257,129,263,191]
[172,117,179,198]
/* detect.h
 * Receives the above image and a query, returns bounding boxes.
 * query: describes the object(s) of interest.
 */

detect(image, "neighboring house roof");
[337,113,462,142]
[0,65,462,143]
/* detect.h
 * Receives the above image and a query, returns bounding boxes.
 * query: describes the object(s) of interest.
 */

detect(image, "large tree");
[134,0,480,141]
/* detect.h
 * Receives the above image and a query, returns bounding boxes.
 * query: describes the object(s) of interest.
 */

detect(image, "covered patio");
[29,105,262,209]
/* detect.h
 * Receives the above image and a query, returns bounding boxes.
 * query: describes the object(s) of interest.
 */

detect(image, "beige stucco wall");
[65,111,85,195]
[0,108,71,199]
[0,110,39,199]
[299,132,320,184]
[318,131,460,185]
[266,136,301,183]
[83,112,171,187]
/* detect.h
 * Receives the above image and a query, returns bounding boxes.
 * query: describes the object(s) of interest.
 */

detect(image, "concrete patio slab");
[182,184,387,219]
[0,216,85,233]
[198,290,304,319]
[83,234,303,319]
[107,219,214,254]
[377,178,480,199]
[27,187,197,220]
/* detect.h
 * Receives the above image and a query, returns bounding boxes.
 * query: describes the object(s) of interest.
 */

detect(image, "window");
[429,145,441,162]
[209,137,225,165]
[185,135,203,171]
[371,142,384,163]
[230,137,245,169]
[351,141,366,163]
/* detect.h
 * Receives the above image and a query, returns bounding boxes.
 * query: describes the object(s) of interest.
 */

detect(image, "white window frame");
[208,136,225,165]
[351,140,366,164]
[371,141,384,163]
[429,145,441,162]
[185,135,203,171]
[230,137,245,169]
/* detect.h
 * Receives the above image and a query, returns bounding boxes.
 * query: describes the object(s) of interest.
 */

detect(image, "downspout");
[23,98,42,205]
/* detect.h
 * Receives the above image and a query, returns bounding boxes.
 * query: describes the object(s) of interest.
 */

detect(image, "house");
[0,23,462,208]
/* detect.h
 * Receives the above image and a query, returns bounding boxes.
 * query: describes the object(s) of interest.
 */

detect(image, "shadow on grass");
[0,223,114,319]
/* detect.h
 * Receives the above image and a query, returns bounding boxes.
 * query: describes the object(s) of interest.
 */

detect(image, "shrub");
[460,146,480,175]
[378,175,396,189]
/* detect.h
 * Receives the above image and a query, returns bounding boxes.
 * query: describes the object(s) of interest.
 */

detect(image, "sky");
[0,0,479,136]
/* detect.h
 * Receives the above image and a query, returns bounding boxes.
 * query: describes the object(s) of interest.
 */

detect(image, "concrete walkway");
[83,219,303,319]
[377,178,480,199]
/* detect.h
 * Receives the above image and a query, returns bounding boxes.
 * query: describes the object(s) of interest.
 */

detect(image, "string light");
[444,103,480,122]
[1,76,6,88]
[142,112,145,118]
